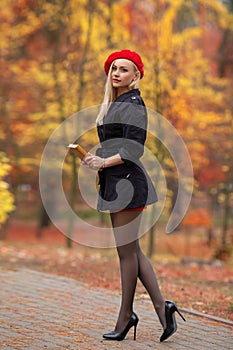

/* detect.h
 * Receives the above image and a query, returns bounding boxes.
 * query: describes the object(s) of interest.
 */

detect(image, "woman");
[82,49,185,342]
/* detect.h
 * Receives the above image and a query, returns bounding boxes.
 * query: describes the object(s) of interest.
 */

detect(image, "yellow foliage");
[0,153,15,224]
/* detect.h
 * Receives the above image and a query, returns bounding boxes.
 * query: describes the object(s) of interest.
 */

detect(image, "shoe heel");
[175,307,186,322]
[133,324,137,341]
[133,318,139,340]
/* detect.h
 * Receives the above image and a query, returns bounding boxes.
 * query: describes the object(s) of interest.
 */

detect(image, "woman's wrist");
[99,158,105,171]
[98,154,124,170]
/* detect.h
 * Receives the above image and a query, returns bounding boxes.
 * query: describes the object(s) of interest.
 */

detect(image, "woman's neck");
[116,87,130,97]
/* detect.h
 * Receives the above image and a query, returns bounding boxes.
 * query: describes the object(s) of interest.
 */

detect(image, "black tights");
[110,211,166,332]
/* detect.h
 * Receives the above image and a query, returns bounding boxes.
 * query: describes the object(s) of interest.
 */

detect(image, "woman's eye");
[121,68,128,72]
[112,66,128,72]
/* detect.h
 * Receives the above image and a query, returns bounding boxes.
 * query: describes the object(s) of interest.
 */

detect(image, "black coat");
[96,89,158,211]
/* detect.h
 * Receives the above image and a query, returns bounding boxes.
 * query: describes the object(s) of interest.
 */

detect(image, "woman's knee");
[117,241,138,260]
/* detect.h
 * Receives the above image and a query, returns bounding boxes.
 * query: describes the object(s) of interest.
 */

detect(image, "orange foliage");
[182,208,212,227]
[12,0,36,17]
[197,163,226,189]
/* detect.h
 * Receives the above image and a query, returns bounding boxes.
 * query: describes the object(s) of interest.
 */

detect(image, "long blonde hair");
[96,61,141,125]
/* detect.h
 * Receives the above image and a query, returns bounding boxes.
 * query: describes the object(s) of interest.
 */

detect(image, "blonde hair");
[96,61,141,125]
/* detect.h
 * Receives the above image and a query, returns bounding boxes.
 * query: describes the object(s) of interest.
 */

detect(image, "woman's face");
[111,59,138,95]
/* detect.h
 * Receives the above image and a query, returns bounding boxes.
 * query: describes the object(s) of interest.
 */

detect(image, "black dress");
[96,89,158,212]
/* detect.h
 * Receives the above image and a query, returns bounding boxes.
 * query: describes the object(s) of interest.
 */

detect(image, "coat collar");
[115,89,141,102]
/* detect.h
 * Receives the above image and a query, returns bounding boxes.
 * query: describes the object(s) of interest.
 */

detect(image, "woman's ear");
[134,71,140,80]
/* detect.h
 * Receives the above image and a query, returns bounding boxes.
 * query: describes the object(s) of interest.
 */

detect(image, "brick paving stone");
[0,268,232,350]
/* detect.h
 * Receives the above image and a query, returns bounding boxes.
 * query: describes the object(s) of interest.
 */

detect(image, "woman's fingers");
[82,154,103,169]
[84,154,95,164]
[81,153,103,170]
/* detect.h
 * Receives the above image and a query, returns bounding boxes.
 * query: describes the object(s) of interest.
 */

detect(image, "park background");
[0,0,232,321]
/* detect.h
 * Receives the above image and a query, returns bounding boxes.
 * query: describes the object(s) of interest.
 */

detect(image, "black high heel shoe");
[103,312,139,341]
[160,300,186,342]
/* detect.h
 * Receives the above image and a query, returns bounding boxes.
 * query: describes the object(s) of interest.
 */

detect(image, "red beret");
[104,49,144,79]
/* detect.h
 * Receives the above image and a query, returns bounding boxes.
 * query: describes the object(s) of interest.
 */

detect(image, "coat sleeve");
[118,100,147,163]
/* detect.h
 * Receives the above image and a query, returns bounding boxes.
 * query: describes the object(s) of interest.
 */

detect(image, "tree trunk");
[221,183,231,249]
[148,0,162,258]
[63,0,96,248]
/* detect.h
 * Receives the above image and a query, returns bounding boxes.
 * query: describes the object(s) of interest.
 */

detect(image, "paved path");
[0,268,232,350]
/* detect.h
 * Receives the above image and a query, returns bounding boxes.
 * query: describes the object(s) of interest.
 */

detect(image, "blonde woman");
[82,49,185,342]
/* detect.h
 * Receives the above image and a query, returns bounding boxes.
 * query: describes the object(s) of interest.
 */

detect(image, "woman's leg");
[136,241,166,329]
[111,210,166,331]
[110,210,141,332]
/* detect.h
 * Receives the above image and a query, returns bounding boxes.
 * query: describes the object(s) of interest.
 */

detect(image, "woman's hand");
[81,153,104,170]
